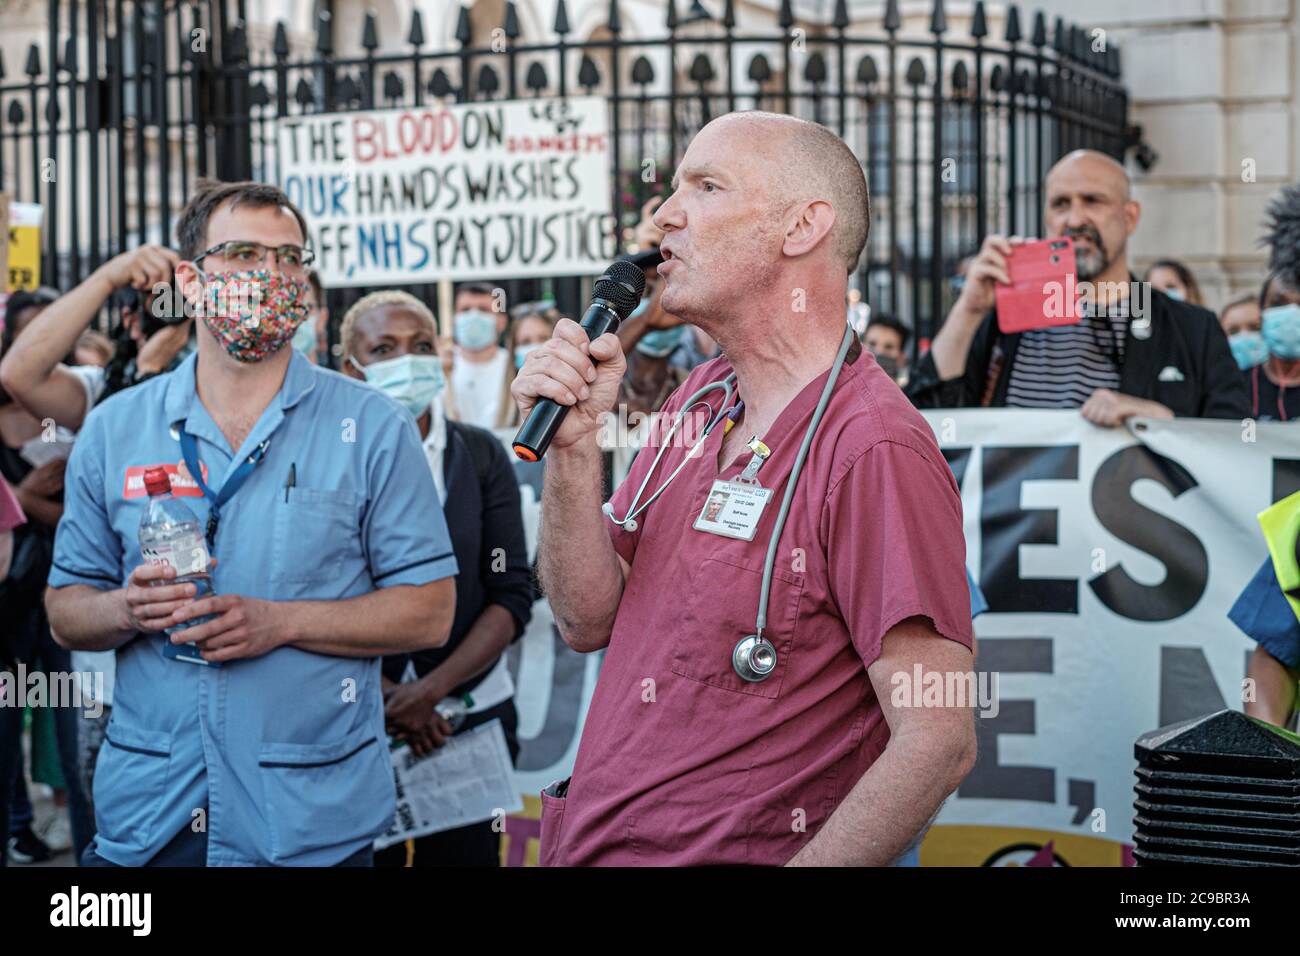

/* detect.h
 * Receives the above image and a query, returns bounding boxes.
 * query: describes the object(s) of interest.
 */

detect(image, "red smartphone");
[995,237,1079,333]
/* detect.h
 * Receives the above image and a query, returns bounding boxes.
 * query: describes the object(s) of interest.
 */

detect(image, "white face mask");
[514,342,542,369]
[454,309,499,350]
[351,353,445,417]
[292,320,318,356]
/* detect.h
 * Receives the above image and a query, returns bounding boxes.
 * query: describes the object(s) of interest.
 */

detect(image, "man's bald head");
[653,111,870,331]
[707,111,870,273]
[1047,149,1131,200]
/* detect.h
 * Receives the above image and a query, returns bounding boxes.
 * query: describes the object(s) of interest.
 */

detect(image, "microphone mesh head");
[593,260,648,318]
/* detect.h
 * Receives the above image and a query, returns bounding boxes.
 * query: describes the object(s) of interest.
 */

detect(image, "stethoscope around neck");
[603,323,857,683]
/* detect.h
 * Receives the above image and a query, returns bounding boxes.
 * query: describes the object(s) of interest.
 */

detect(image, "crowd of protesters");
[0,175,734,867]
[0,136,1296,867]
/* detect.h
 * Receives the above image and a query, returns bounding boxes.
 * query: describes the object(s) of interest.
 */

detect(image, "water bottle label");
[143,538,210,578]
[161,576,220,666]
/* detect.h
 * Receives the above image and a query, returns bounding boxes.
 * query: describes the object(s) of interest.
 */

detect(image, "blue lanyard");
[178,428,270,551]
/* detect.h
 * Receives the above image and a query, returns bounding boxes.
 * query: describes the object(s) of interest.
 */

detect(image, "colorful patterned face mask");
[198,269,312,363]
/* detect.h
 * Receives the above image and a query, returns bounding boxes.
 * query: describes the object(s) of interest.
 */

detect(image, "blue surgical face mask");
[637,325,686,359]
[454,309,499,350]
[1262,303,1300,360]
[514,343,541,369]
[351,353,445,417]
[292,319,318,356]
[1229,331,1269,370]
[1162,287,1185,302]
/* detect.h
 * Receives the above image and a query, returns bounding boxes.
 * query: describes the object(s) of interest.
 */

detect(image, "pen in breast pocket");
[285,463,296,503]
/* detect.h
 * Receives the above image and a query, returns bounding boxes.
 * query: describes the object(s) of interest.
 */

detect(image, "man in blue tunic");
[46,179,458,866]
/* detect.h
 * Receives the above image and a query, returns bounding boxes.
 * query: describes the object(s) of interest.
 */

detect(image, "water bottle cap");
[142,467,173,497]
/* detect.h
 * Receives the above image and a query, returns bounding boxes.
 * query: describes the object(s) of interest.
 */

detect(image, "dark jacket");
[0,443,54,668]
[906,285,1250,419]
[382,420,533,698]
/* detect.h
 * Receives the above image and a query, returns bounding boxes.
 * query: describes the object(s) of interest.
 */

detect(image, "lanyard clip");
[735,437,771,485]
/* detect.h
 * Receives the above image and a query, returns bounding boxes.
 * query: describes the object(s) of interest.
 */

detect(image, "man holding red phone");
[908,149,1248,424]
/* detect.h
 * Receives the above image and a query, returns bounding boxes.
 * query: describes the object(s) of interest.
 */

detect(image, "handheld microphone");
[512,260,646,462]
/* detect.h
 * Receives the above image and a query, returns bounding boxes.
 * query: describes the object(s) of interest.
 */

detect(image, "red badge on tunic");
[123,461,208,499]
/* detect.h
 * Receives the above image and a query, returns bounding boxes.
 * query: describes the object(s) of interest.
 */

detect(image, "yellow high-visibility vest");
[1259,489,1300,623]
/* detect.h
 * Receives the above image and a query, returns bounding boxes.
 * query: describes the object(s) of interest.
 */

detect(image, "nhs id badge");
[693,479,773,541]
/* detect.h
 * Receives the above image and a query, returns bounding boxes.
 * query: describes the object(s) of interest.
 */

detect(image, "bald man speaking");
[512,111,977,866]
[909,149,1248,422]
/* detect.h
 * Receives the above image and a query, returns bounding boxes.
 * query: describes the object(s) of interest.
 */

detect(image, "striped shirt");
[1004,302,1130,409]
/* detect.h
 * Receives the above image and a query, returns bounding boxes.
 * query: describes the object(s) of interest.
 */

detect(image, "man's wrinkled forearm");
[787,726,975,866]
[284,580,456,658]
[46,585,136,651]
[539,440,624,652]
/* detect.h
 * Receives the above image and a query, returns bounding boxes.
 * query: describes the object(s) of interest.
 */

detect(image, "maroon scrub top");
[540,347,974,866]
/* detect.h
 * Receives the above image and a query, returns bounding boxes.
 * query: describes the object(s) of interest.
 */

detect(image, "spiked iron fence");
[0,0,1133,355]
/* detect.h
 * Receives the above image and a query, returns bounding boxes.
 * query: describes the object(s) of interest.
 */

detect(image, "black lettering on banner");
[979,445,1079,614]
[1088,446,1207,622]
[469,215,492,266]
[564,156,582,199]
[507,628,592,770]
[492,213,516,265]
[511,160,532,199]
[960,637,1055,803]
[355,170,375,213]
[463,164,493,203]
[280,119,303,164]
[540,212,560,262]
[461,106,504,151]
[442,166,462,210]
[1272,458,1300,504]
[1159,646,1227,726]
[941,447,972,491]
[1067,778,1095,825]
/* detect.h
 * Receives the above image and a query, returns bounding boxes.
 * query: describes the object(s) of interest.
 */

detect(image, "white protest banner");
[497,411,1300,865]
[920,410,1299,866]
[276,97,615,287]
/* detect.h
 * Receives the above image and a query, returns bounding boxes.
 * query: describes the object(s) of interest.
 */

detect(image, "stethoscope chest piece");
[732,634,778,683]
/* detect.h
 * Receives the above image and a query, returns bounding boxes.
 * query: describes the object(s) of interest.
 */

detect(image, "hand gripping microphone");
[512,260,646,462]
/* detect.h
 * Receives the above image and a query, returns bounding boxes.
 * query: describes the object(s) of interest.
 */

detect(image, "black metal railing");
[0,0,1132,355]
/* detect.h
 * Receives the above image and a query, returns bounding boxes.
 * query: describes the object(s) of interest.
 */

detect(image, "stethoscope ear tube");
[747,323,857,669]
[603,376,737,531]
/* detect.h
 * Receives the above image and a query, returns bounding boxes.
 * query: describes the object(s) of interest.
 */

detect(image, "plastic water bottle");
[138,466,218,666]
[436,693,475,733]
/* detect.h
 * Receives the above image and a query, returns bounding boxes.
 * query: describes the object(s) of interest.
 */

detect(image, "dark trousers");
[9,771,33,831]
[375,699,519,868]
[0,601,95,865]
[0,676,22,866]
